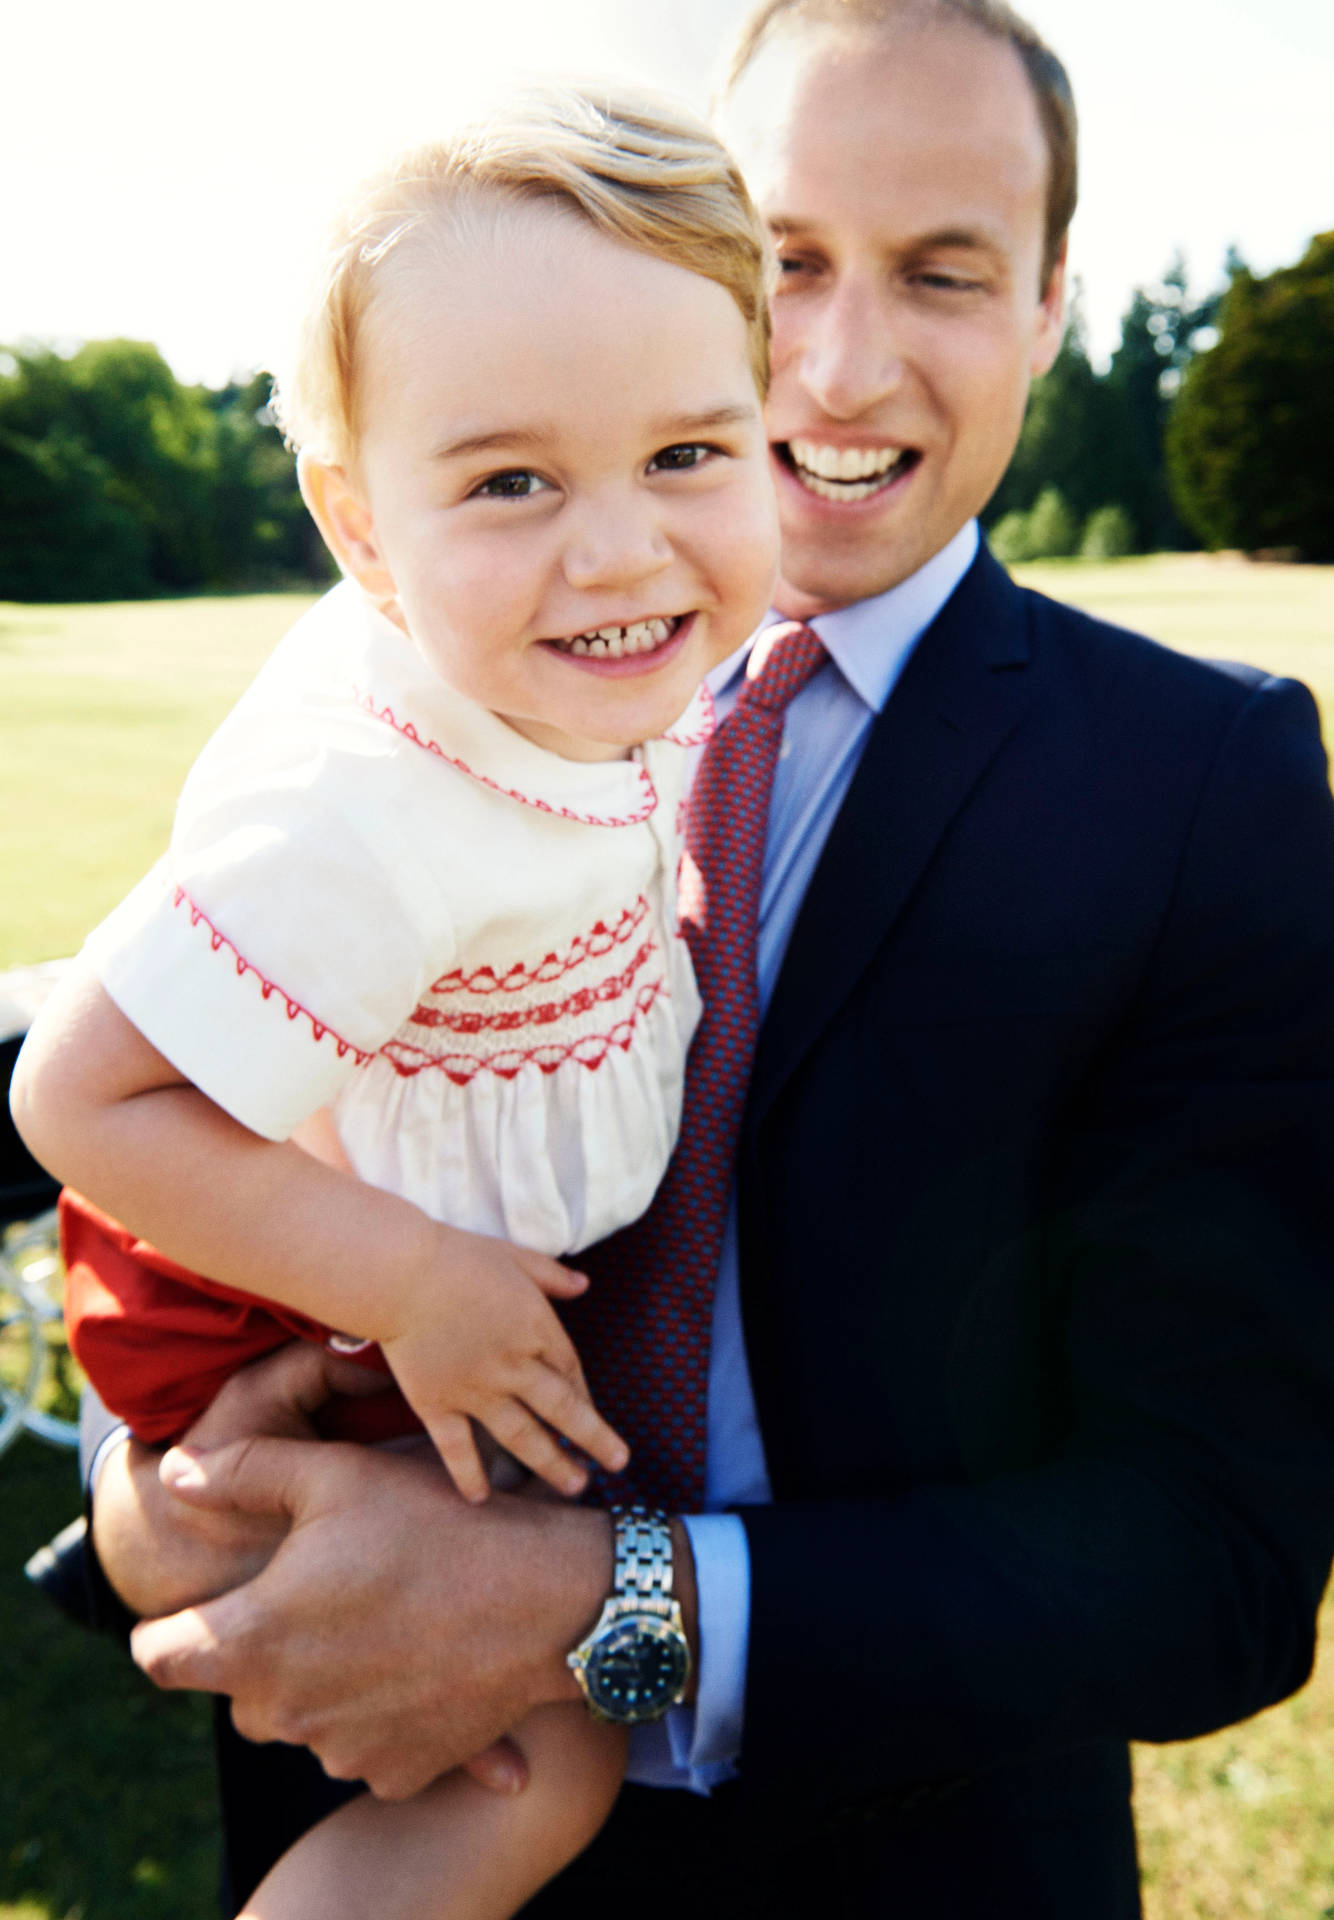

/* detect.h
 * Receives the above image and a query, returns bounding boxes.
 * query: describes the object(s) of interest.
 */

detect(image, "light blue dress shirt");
[627,520,981,1792]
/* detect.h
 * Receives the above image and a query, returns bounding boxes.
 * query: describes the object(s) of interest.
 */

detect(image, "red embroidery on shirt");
[419,898,649,1002]
[410,940,654,1036]
[661,682,716,748]
[383,981,667,1084]
[352,690,657,827]
[170,888,374,1065]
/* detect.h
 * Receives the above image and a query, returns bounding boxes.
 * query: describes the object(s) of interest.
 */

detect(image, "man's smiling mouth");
[546,615,682,660]
[778,439,920,501]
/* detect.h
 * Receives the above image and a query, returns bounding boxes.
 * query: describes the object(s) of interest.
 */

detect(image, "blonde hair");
[720,0,1077,291]
[274,86,772,467]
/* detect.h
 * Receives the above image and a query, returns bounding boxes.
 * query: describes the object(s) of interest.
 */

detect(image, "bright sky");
[4,0,1330,383]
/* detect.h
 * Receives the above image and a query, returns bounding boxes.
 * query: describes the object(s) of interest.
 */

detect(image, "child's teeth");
[556,615,679,656]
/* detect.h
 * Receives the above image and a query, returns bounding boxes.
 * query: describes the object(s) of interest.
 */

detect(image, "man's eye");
[649,443,714,473]
[473,470,550,499]
[914,273,982,294]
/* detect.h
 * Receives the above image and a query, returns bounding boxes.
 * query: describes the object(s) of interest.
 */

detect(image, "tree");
[986,291,1118,530]
[1025,487,1079,558]
[1080,505,1135,560]
[1168,233,1334,560]
[0,422,153,600]
[0,342,331,601]
[0,341,220,590]
[1101,255,1221,553]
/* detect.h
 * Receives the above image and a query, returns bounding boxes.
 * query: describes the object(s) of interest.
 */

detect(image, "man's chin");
[773,536,926,618]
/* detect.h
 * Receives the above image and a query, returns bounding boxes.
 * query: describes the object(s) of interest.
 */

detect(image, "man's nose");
[799,276,906,419]
[561,496,674,593]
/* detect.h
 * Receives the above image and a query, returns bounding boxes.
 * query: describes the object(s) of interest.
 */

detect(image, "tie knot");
[741,620,827,714]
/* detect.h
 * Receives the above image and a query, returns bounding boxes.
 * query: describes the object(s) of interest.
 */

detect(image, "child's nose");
[561,498,673,593]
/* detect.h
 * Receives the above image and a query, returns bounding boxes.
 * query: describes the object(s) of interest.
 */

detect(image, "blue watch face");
[586,1615,689,1723]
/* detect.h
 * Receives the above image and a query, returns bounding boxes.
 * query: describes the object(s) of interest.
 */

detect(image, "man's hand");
[91,1341,388,1618]
[129,1437,625,1800]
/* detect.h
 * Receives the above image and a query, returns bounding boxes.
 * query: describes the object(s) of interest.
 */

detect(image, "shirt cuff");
[667,1511,751,1785]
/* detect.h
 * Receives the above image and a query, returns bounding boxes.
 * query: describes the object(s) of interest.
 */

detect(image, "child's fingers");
[521,1364,629,1478]
[481,1400,589,1498]
[518,1250,589,1300]
[426,1411,491,1505]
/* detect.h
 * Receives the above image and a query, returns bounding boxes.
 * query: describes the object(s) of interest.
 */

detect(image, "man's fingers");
[158,1434,320,1520]
[130,1589,246,1694]
[187,1343,391,1451]
[463,1737,529,1796]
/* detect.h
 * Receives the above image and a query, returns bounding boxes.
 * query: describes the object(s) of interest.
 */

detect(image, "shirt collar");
[710,519,980,716]
[350,591,713,829]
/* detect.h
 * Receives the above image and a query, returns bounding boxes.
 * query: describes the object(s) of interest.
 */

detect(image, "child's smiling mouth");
[544,614,687,663]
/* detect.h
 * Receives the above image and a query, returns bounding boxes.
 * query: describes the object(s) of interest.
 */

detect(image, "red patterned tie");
[570,623,828,1510]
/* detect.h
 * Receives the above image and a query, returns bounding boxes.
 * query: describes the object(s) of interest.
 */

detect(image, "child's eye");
[472,470,551,499]
[649,443,714,474]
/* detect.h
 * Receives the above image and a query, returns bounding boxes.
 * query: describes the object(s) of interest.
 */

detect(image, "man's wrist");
[669,1516,701,1702]
[533,1502,701,1711]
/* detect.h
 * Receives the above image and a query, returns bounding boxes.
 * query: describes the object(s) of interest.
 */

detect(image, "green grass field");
[4,557,1334,1918]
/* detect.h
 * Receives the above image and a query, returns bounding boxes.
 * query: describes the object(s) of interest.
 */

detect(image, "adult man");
[76,1,1334,1914]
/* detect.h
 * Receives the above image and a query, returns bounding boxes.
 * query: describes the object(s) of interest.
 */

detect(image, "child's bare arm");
[10,963,627,1501]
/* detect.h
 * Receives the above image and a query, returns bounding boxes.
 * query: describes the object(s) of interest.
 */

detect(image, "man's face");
[721,21,1066,617]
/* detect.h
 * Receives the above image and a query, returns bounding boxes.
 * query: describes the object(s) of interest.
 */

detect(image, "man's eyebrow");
[431,403,757,464]
[909,226,1005,256]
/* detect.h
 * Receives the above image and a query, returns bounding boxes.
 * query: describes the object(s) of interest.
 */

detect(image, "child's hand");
[375,1226,629,1502]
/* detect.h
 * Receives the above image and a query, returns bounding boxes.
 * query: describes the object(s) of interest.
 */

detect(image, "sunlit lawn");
[0,594,320,968]
[4,557,1334,1917]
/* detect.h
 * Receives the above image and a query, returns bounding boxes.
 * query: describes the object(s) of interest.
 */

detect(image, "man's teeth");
[788,439,910,500]
[559,616,678,659]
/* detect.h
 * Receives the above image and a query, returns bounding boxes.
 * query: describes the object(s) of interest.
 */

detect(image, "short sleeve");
[86,692,456,1142]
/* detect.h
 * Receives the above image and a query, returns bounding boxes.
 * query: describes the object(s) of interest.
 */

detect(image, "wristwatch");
[567,1504,692,1724]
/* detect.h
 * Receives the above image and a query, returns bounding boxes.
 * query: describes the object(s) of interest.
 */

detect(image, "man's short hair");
[274,85,772,468]
[720,0,1077,289]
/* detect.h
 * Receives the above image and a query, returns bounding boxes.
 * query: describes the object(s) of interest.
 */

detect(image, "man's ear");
[298,452,397,603]
[1030,240,1068,379]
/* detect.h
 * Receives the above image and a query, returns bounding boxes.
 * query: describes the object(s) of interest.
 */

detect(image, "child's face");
[306,203,779,762]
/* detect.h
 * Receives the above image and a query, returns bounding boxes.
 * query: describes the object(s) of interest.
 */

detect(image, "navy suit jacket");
[723,543,1334,1907]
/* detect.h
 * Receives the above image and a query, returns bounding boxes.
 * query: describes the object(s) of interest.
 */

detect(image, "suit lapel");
[747,547,1033,1132]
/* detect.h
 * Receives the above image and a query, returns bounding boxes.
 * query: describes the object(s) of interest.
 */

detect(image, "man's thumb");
[159,1436,305,1520]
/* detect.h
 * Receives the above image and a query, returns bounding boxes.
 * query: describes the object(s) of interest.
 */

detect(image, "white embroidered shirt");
[86,582,710,1256]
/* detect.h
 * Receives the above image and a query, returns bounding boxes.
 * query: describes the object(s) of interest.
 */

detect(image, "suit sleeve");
[738,674,1334,1810]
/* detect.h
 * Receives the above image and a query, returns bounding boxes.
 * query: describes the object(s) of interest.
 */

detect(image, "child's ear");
[298,452,397,603]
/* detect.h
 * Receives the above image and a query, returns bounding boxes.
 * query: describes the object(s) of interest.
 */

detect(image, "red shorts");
[61,1190,422,1446]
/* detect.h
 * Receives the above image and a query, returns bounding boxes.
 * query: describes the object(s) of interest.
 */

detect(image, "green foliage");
[987,297,1120,530]
[1099,255,1220,552]
[989,510,1036,565]
[0,343,335,602]
[1025,487,1080,558]
[986,264,1225,557]
[1168,233,1334,561]
[1081,504,1137,559]
[0,424,153,600]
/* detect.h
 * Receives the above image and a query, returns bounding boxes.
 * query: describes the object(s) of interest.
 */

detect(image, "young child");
[12,87,779,1919]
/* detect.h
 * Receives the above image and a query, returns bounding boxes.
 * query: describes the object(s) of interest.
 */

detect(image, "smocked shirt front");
[86,582,710,1256]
